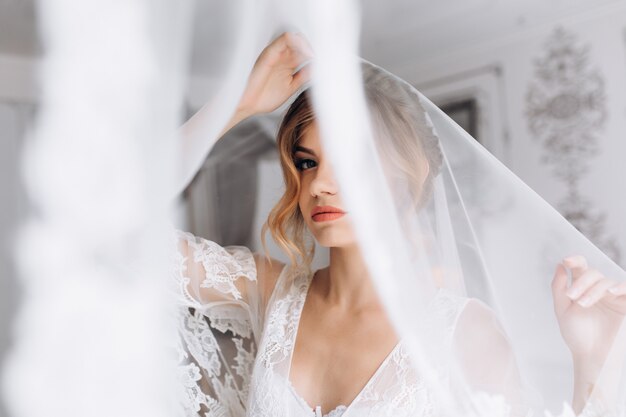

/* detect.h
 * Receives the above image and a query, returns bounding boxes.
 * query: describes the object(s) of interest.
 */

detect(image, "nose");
[309,160,338,197]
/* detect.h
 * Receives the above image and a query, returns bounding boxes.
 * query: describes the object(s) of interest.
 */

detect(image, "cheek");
[298,174,312,198]
[298,177,310,214]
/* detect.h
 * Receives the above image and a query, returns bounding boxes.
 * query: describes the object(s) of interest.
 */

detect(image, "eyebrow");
[294,145,317,156]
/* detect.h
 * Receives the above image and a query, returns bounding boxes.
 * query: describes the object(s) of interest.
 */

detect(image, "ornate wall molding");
[526,27,621,263]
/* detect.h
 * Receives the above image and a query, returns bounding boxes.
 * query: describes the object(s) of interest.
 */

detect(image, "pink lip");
[311,205,346,222]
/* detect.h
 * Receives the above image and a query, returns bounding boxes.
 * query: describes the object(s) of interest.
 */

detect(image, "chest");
[249,270,464,417]
[289,298,399,410]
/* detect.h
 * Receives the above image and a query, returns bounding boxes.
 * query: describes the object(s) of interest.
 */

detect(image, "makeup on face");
[295,138,347,223]
[311,205,345,222]
[293,145,318,171]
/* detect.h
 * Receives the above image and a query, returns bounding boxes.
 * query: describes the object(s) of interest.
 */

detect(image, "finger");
[290,62,312,92]
[566,268,604,301]
[285,32,315,60]
[562,255,588,281]
[576,278,616,308]
[609,282,626,296]
[552,263,571,315]
[284,43,313,72]
[611,294,626,311]
[258,32,294,65]
[259,32,311,76]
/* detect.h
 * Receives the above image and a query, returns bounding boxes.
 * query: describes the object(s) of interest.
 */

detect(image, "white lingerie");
[173,229,469,417]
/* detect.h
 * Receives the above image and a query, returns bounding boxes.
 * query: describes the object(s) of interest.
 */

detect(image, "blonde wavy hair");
[261,63,443,272]
[261,89,317,273]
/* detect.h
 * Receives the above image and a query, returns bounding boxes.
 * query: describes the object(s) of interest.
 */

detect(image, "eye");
[294,158,317,171]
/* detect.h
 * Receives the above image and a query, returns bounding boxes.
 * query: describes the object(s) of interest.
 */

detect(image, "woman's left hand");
[552,255,626,362]
[236,32,314,119]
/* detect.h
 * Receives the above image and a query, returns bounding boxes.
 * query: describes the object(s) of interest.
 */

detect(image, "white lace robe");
[172,229,469,417]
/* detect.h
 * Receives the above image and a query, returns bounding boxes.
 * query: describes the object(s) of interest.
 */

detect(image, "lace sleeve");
[174,229,257,305]
[172,229,281,416]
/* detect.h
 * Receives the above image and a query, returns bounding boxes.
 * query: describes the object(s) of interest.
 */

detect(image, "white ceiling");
[0,0,623,74]
[359,0,623,67]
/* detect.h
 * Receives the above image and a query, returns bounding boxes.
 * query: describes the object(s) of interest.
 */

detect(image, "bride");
[173,32,626,417]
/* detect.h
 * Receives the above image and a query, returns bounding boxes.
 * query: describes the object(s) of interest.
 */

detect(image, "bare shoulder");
[252,253,286,303]
[455,298,509,346]
[454,298,519,384]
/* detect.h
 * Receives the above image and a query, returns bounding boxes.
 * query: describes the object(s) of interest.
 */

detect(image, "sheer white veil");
[204,1,626,415]
[6,1,625,417]
[348,60,626,415]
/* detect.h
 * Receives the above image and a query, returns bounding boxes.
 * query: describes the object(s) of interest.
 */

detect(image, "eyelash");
[294,158,317,171]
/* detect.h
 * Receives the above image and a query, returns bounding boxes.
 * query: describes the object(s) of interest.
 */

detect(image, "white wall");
[392,6,626,268]
[0,53,38,417]
[179,2,626,272]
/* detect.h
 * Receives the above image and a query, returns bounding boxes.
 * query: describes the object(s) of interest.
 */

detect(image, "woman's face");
[295,122,357,248]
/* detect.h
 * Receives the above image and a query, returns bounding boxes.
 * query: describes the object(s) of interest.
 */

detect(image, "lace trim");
[252,271,469,417]
[285,376,348,417]
[176,229,256,301]
[257,265,308,368]
[317,405,348,417]
[172,230,258,416]
[172,229,475,417]
[248,266,311,416]
[357,342,434,416]
[208,307,253,338]
[354,289,469,416]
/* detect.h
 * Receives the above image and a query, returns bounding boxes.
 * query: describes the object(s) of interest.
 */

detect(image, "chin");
[311,229,357,248]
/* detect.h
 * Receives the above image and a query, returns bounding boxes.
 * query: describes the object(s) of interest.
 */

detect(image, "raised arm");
[173,32,314,310]
[173,31,313,198]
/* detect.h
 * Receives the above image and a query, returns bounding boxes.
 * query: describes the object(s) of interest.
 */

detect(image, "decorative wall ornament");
[526,27,621,263]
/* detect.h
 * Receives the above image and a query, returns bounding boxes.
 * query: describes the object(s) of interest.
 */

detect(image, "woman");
[174,32,626,417]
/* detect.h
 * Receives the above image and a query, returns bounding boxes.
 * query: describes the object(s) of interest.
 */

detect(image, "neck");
[315,244,380,310]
